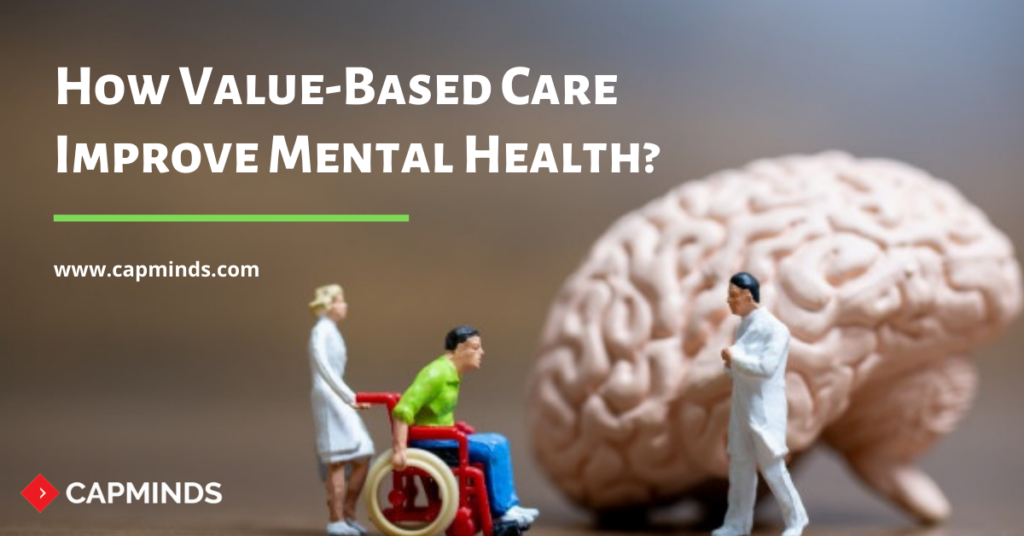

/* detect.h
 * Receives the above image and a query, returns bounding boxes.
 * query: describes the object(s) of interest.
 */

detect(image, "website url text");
[55,262,259,281]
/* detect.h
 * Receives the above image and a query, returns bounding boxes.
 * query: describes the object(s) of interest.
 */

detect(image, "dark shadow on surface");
[245,528,324,536]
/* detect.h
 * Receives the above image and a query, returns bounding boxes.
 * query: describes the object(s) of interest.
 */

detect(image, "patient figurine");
[390,325,540,529]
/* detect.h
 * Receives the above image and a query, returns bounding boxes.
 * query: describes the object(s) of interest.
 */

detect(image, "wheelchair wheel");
[364,448,460,536]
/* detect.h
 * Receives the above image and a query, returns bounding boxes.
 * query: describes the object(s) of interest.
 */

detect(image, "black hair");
[729,272,761,303]
[445,325,480,351]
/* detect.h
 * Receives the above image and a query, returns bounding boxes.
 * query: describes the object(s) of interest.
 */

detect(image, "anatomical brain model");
[528,153,1021,523]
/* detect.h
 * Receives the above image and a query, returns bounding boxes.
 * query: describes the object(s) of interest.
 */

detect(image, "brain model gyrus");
[527,153,1022,523]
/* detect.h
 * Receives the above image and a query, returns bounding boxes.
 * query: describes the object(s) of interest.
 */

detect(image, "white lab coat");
[309,316,374,463]
[726,307,790,460]
[717,307,807,535]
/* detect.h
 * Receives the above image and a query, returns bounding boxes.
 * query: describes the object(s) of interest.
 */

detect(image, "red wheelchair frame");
[357,392,498,536]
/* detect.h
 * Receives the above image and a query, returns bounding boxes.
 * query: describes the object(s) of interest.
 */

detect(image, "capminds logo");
[21,475,59,512]
[22,475,222,512]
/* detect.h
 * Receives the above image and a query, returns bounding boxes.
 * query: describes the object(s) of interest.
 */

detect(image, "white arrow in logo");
[40,489,46,498]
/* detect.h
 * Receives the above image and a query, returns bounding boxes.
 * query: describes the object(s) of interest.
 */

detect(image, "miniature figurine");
[714,272,807,536]
[529,153,1021,524]
[308,284,375,536]
[390,325,540,530]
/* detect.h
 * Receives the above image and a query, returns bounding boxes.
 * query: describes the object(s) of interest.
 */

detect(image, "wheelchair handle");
[356,392,402,413]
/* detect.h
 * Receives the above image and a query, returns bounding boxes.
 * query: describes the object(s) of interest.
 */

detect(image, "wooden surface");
[0,522,1014,536]
[5,337,1023,536]
[4,337,1023,535]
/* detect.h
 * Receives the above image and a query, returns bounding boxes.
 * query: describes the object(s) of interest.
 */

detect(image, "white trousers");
[721,448,808,533]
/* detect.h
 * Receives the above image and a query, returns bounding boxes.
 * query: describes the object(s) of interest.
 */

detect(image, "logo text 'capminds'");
[66,482,222,504]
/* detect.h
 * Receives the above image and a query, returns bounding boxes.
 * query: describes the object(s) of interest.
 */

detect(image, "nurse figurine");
[714,272,808,536]
[309,284,375,536]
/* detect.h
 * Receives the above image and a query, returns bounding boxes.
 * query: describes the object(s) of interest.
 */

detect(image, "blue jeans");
[410,432,520,516]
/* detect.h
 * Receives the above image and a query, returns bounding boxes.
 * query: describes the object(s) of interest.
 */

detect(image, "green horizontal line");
[54,214,409,223]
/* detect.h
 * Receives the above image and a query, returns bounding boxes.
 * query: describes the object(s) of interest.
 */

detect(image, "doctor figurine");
[309,284,375,536]
[714,272,808,536]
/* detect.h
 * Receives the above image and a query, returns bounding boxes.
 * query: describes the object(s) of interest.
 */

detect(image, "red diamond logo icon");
[21,474,59,512]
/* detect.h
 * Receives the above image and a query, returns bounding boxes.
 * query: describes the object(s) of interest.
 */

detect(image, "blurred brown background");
[2,1,1023,534]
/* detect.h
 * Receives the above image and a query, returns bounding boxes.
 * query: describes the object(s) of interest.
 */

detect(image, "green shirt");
[392,355,461,426]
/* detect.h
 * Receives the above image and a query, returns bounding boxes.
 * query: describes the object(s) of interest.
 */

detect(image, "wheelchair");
[357,392,523,536]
